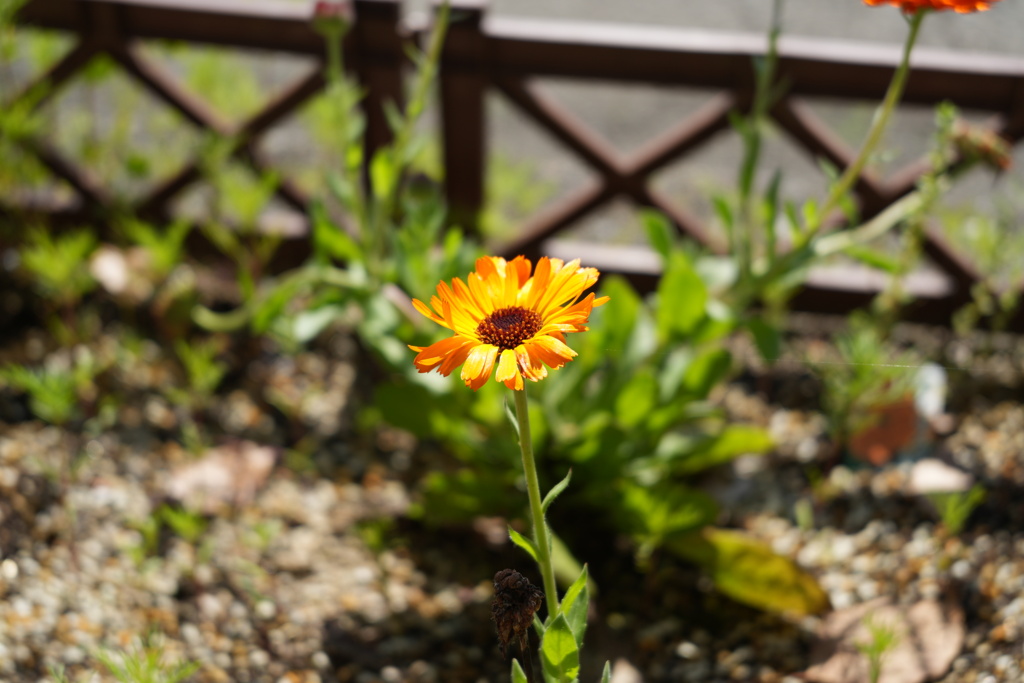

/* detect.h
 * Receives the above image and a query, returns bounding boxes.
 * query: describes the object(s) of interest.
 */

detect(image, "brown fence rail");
[7,0,1024,329]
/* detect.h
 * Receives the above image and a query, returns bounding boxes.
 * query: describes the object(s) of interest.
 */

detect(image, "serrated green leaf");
[511,658,528,683]
[561,565,590,647]
[669,528,830,616]
[542,470,572,514]
[540,614,580,683]
[657,251,707,339]
[509,527,539,562]
[533,613,546,639]
[599,661,612,683]
[641,209,674,261]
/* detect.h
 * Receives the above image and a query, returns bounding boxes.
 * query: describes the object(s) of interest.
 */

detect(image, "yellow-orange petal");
[503,371,524,391]
[509,255,532,288]
[527,335,577,369]
[516,344,547,382]
[413,335,476,373]
[495,348,519,385]
[462,344,498,390]
[438,339,477,376]
[412,298,448,327]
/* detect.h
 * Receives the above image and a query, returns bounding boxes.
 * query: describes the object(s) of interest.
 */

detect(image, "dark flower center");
[477,306,542,350]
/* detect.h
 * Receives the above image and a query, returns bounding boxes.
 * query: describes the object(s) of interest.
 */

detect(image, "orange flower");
[863,0,1000,12]
[409,255,609,391]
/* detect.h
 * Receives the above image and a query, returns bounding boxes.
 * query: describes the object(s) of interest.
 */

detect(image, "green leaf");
[673,426,773,475]
[844,245,903,274]
[292,305,344,344]
[614,369,657,429]
[540,614,580,683]
[620,482,718,551]
[550,532,587,591]
[641,209,674,261]
[511,659,528,683]
[656,251,707,339]
[561,565,590,647]
[745,317,781,364]
[370,148,397,200]
[504,395,520,435]
[669,528,830,616]
[311,202,362,263]
[763,169,783,260]
[589,276,640,361]
[712,195,735,250]
[680,348,731,398]
[599,661,612,683]
[509,527,539,563]
[542,470,572,514]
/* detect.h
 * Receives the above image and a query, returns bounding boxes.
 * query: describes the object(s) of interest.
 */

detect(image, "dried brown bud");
[491,568,544,660]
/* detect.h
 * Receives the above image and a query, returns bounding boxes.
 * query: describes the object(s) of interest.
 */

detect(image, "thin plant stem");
[323,24,368,231]
[735,0,784,289]
[813,9,927,232]
[370,1,450,247]
[513,386,559,618]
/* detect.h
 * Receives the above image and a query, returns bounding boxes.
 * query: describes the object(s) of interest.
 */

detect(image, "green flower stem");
[813,9,927,232]
[513,386,559,618]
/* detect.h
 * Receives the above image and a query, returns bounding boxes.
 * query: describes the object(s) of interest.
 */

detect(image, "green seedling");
[93,635,199,683]
[930,484,986,537]
[856,613,902,683]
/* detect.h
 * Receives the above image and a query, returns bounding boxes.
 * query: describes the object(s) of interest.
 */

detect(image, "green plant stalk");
[324,24,367,229]
[813,9,926,232]
[513,386,559,618]
[735,0,783,292]
[370,1,450,263]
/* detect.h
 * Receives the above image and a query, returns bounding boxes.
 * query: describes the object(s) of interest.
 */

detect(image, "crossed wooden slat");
[490,73,1003,300]
[4,1,324,227]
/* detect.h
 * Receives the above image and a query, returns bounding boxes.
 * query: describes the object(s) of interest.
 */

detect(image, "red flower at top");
[863,0,1000,12]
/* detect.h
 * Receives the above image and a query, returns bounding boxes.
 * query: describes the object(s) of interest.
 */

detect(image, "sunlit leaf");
[641,209,675,261]
[561,564,590,647]
[745,317,781,364]
[673,425,773,475]
[680,348,731,398]
[657,251,707,339]
[511,659,528,683]
[615,369,657,429]
[844,245,903,274]
[540,614,580,683]
[509,526,539,563]
[669,528,830,616]
[542,470,572,514]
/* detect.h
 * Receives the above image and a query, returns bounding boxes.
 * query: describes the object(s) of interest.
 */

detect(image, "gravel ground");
[1,323,1023,683]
